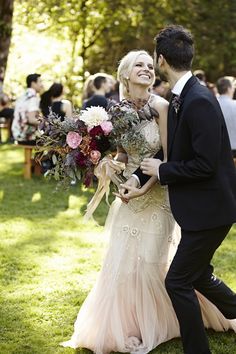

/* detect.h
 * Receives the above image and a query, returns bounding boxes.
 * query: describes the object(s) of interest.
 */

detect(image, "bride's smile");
[129,54,155,86]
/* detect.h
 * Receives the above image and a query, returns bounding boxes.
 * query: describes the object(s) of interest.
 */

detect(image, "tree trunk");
[0,0,14,84]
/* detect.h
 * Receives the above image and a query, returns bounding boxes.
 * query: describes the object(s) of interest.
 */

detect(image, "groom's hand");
[141,158,162,177]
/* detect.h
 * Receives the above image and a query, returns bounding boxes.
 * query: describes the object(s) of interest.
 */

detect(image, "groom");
[121,25,236,354]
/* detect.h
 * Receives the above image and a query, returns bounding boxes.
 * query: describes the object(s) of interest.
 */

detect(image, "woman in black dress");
[40,83,73,120]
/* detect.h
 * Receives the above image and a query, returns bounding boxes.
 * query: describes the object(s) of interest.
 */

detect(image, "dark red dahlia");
[89,139,98,150]
[89,126,104,137]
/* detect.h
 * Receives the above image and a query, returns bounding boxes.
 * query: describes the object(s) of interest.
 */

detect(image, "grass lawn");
[0,143,235,354]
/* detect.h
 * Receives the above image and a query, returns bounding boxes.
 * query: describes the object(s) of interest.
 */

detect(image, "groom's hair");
[155,25,194,71]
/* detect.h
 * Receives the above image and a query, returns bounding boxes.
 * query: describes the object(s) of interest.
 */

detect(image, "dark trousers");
[165,224,236,354]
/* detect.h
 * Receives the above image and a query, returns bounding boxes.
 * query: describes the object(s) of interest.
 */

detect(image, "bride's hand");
[120,175,158,201]
[113,176,138,203]
[118,184,144,200]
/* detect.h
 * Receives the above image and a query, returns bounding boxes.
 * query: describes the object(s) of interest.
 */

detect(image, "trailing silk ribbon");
[83,156,126,221]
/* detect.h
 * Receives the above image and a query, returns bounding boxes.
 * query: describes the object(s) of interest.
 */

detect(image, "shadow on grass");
[0,144,110,225]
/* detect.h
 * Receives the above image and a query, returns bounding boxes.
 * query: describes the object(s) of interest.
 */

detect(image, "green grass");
[0,143,235,354]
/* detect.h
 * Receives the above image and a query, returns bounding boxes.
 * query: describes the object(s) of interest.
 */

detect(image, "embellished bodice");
[122,118,161,179]
[122,118,169,214]
[108,95,170,213]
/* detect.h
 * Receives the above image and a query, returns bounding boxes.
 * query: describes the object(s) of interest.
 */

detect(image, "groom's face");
[154,51,168,82]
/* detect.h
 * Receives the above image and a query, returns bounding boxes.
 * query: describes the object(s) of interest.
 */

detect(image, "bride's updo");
[117,50,153,100]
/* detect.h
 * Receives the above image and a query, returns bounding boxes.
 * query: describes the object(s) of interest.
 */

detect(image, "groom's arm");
[133,148,164,187]
[159,97,222,185]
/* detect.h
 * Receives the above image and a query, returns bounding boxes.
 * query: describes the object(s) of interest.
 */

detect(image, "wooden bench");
[0,117,11,143]
[14,143,41,179]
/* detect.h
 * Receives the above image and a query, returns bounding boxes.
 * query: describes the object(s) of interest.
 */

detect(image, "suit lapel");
[167,76,198,158]
[167,97,178,157]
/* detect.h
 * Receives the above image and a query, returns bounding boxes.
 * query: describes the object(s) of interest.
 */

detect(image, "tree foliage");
[4,0,236,101]
[0,0,14,80]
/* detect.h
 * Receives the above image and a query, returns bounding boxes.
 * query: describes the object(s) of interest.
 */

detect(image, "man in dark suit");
[120,25,236,354]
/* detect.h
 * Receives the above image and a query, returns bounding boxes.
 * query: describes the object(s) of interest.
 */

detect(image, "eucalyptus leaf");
[52,154,57,165]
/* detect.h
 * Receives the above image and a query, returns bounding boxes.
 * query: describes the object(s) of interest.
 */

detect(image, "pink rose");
[66,131,82,149]
[100,121,113,135]
[90,150,101,164]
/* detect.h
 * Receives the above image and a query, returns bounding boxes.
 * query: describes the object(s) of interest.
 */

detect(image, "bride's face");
[129,54,155,87]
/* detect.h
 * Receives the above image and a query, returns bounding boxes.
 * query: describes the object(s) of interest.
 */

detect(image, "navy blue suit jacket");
[135,76,236,230]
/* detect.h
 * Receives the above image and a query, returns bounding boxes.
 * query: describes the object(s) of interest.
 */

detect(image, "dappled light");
[0,132,236,354]
[0,144,109,354]
[0,1,236,353]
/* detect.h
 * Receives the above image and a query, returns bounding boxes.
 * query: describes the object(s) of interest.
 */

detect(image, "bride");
[61,50,236,353]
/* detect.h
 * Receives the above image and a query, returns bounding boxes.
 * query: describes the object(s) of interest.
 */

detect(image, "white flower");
[80,106,109,129]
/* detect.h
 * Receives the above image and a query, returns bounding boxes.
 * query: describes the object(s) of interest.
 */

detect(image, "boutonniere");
[172,95,183,114]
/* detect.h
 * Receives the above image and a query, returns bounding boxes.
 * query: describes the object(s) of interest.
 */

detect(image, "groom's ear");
[158,54,165,67]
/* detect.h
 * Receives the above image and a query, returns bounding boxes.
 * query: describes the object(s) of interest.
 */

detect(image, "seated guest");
[0,93,14,141]
[12,73,43,145]
[82,75,112,109]
[40,83,73,119]
[217,76,236,158]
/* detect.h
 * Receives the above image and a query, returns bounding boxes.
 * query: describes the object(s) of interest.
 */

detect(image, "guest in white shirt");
[217,76,236,157]
[12,73,44,145]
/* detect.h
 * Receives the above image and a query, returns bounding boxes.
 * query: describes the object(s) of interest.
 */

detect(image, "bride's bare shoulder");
[150,94,169,116]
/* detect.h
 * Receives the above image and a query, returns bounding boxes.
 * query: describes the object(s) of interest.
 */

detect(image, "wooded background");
[1,0,236,103]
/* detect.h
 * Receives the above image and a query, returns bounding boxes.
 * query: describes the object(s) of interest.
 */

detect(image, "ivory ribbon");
[83,156,125,221]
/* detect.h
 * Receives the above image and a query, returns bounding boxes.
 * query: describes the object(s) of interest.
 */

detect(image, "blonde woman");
[61,50,236,354]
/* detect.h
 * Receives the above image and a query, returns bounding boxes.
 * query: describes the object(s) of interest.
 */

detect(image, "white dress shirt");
[172,71,192,96]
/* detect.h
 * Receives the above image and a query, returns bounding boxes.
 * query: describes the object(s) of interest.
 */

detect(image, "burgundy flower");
[88,125,104,137]
[84,170,94,187]
[75,152,87,168]
[95,136,111,153]
[90,139,98,150]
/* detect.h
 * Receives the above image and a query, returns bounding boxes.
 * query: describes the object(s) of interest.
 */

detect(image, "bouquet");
[37,106,114,188]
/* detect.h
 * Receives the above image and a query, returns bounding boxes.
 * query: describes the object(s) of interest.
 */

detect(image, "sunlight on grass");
[0,190,4,201]
[31,192,41,202]
[0,144,235,354]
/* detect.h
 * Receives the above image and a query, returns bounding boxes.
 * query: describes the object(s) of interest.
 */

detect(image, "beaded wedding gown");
[62,110,236,354]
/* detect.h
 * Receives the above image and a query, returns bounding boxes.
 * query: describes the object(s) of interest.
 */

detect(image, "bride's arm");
[152,98,169,162]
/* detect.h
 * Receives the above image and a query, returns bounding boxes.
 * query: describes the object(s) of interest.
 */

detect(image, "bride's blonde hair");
[117,50,154,100]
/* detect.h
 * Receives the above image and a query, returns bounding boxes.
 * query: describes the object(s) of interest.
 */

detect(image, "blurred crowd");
[0,69,236,159]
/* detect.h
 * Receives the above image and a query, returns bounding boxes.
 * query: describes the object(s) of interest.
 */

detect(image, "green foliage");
[4,1,236,103]
[0,0,14,72]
